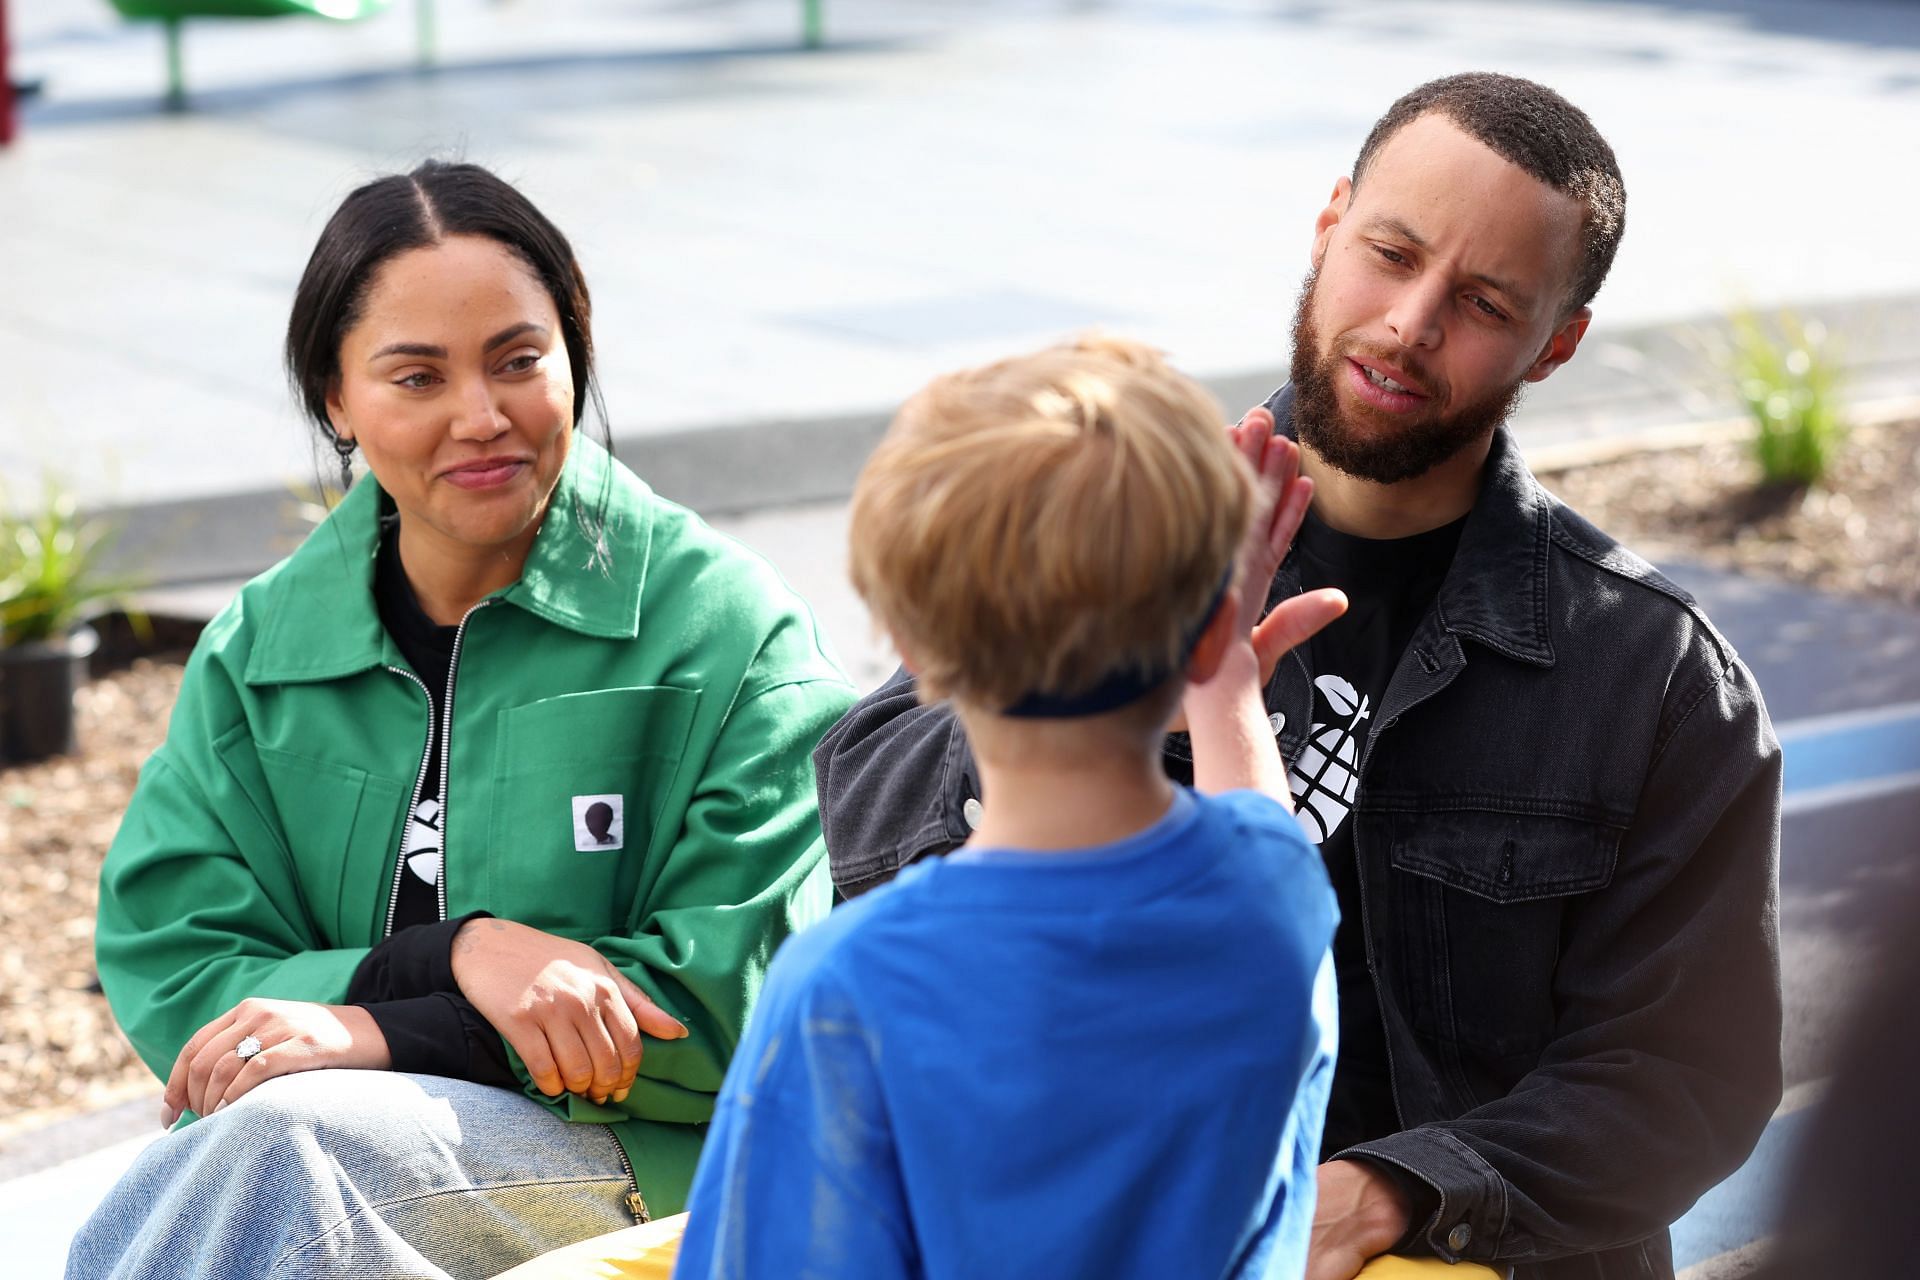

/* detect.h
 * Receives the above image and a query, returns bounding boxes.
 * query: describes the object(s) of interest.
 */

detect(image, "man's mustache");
[1331,338,1444,403]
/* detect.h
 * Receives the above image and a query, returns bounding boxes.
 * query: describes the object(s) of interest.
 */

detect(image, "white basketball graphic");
[402,797,443,883]
[1288,674,1369,844]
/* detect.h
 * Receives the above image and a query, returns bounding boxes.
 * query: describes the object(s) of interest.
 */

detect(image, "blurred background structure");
[3,1,1920,1276]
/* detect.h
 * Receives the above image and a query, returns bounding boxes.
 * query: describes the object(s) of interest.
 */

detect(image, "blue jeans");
[66,1071,636,1279]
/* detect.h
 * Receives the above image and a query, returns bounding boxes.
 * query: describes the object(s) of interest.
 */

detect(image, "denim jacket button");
[1446,1222,1472,1252]
[962,798,984,830]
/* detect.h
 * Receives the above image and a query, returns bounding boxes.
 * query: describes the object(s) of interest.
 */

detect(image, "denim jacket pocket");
[1389,806,1620,903]
[1384,807,1624,1089]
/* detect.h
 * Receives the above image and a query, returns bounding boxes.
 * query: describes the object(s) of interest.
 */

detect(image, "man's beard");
[1287,268,1526,485]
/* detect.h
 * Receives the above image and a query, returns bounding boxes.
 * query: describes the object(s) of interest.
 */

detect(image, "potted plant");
[0,483,138,764]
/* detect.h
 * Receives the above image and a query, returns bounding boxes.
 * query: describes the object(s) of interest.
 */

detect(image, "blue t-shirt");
[674,788,1339,1280]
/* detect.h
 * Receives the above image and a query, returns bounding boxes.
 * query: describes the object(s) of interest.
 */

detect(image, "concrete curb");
[104,377,1920,611]
[0,1092,158,1183]
[1522,394,1920,473]
[82,291,1920,596]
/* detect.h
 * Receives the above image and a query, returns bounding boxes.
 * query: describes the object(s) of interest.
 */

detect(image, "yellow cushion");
[1358,1255,1504,1278]
[489,1214,1504,1280]
[488,1213,686,1280]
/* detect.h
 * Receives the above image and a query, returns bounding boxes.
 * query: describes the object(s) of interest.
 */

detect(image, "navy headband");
[1003,567,1234,719]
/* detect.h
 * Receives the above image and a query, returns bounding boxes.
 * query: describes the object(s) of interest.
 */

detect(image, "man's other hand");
[1307,1158,1413,1280]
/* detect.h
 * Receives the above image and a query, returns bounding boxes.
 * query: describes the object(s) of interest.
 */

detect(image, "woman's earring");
[332,435,356,492]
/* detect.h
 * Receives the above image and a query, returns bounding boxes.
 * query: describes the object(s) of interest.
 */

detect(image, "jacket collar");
[1268,383,1556,668]
[245,436,651,686]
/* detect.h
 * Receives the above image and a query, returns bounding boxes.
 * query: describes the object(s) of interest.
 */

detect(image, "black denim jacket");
[813,388,1783,1280]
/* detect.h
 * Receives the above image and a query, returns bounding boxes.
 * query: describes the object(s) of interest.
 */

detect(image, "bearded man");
[814,73,1782,1280]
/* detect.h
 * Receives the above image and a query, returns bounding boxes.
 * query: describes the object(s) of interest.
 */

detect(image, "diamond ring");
[235,1035,264,1061]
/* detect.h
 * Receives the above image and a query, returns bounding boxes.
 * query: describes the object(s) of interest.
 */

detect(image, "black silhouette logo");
[572,793,625,852]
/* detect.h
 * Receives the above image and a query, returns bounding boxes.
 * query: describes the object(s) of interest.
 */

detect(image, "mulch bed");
[1,660,183,1139]
[3,418,1915,1135]
[1537,417,1920,609]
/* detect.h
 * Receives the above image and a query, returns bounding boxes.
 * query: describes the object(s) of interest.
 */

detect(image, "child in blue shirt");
[674,335,1350,1280]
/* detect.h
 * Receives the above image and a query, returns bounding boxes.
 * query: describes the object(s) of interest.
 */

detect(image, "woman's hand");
[162,998,391,1127]
[450,918,687,1104]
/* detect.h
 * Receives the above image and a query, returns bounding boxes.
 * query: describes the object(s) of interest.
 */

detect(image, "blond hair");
[849,334,1253,711]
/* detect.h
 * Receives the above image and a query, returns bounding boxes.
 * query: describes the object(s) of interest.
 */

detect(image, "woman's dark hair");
[286,160,614,552]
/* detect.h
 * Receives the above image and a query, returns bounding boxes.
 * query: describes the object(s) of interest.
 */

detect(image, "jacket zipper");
[380,599,493,936]
[1274,561,1397,1125]
[1350,636,1459,1134]
[605,1127,650,1223]
[434,601,490,923]
[412,597,647,1224]
[1333,689,1407,1132]
[382,666,435,939]
[1348,838,1407,1131]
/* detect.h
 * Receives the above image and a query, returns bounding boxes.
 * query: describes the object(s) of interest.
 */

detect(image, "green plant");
[0,481,141,647]
[1729,309,1847,489]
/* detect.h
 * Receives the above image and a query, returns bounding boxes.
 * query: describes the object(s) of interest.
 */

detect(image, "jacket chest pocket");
[1385,807,1622,1071]
[252,745,407,947]
[484,686,698,939]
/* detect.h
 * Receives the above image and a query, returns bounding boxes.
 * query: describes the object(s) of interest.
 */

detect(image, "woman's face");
[326,234,575,560]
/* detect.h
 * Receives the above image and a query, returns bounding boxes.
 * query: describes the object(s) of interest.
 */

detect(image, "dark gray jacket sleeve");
[812,666,980,897]
[1349,654,1784,1266]
[812,666,1205,896]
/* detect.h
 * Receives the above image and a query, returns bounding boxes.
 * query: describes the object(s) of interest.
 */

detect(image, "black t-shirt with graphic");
[1290,507,1465,1157]
[341,526,514,1087]
[378,527,455,936]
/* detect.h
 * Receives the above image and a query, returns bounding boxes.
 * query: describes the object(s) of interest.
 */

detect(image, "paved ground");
[5,0,1920,1274]
[8,0,1920,522]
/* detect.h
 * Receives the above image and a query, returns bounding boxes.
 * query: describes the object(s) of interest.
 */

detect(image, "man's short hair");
[1353,72,1627,315]
[849,334,1252,711]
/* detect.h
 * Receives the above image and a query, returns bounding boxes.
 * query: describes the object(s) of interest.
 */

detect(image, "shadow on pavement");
[1550,0,1920,58]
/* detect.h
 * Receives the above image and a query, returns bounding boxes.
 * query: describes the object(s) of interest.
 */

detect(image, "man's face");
[1291,112,1591,485]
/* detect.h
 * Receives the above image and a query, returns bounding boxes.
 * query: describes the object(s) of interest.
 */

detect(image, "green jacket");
[96,438,856,1213]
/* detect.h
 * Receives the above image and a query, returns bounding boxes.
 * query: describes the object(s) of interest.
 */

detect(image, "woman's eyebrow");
[369,341,447,361]
[484,322,547,352]
[367,324,548,363]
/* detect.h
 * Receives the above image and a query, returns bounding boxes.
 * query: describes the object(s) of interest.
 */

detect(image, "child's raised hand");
[1229,409,1347,684]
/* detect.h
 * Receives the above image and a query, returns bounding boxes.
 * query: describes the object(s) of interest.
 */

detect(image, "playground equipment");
[107,0,397,109]
[106,0,827,112]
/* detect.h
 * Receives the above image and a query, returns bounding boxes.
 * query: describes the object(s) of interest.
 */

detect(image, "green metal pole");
[163,17,185,111]
[415,0,436,70]
[802,0,823,49]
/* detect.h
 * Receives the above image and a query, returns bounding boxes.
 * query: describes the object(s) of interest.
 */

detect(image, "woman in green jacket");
[69,161,855,1280]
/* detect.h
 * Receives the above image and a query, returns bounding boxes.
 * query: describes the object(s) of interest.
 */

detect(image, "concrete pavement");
[8,0,1920,525]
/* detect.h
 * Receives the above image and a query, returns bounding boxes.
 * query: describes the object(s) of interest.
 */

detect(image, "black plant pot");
[0,625,100,765]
